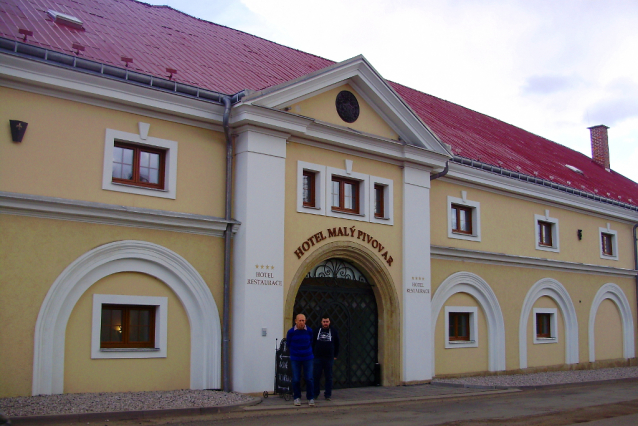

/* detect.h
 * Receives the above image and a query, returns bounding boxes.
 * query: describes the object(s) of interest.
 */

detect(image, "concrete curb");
[8,397,261,425]
[243,388,521,412]
[515,375,638,391]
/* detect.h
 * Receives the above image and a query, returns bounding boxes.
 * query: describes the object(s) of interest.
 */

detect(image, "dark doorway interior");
[293,258,378,388]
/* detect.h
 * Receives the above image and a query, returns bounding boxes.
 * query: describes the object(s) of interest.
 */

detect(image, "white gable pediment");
[240,56,451,157]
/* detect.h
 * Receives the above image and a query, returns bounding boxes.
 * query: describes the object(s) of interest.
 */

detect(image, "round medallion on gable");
[336,91,360,123]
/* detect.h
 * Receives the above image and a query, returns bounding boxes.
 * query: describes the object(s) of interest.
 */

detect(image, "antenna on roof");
[121,56,133,67]
[166,68,177,80]
[72,42,85,55]
[18,28,33,42]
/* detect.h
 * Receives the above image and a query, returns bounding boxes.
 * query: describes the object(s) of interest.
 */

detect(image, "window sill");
[374,216,390,221]
[111,182,168,193]
[100,348,160,352]
[533,337,557,344]
[303,205,321,210]
[448,340,475,345]
[331,208,365,217]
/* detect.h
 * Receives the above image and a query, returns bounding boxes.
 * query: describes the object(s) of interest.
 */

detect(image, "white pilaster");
[232,126,288,392]
[402,166,432,382]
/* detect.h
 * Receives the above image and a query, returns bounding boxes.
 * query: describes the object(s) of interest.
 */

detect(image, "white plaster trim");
[32,240,221,395]
[369,175,394,225]
[599,227,619,261]
[326,166,370,222]
[447,195,481,242]
[297,161,326,216]
[534,213,560,253]
[0,191,238,237]
[431,272,506,372]
[430,246,636,277]
[102,129,178,199]
[91,294,168,359]
[519,278,578,369]
[588,283,635,362]
[532,308,558,344]
[444,306,478,349]
[443,164,638,223]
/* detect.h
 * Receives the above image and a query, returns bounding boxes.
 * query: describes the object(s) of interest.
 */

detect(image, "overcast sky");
[144,0,638,183]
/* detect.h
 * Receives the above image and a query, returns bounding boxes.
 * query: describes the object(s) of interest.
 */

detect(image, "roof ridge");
[131,0,336,66]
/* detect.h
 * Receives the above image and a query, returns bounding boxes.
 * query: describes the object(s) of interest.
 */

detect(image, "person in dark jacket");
[286,313,315,406]
[312,315,340,400]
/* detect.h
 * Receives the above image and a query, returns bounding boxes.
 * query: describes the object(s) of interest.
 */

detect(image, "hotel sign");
[293,225,394,266]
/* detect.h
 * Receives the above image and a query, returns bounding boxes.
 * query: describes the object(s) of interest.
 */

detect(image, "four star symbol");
[256,264,275,269]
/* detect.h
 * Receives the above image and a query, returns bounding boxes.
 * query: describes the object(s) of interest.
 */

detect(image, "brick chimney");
[588,125,610,170]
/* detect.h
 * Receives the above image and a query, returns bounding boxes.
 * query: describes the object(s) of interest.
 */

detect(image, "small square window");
[533,308,557,344]
[449,312,470,341]
[451,204,473,234]
[112,142,166,189]
[331,176,360,214]
[534,212,559,252]
[538,221,553,247]
[101,304,156,348]
[599,226,618,260]
[447,194,481,242]
[536,313,551,338]
[91,294,167,359]
[444,306,478,348]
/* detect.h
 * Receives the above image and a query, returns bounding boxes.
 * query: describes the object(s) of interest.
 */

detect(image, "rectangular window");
[112,142,165,189]
[374,184,384,218]
[448,312,470,341]
[100,304,156,349]
[536,313,551,338]
[331,176,359,214]
[601,232,613,256]
[451,204,473,234]
[538,221,553,247]
[303,171,316,207]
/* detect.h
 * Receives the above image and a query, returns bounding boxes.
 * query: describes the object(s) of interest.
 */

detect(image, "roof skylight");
[47,10,84,29]
[565,164,584,175]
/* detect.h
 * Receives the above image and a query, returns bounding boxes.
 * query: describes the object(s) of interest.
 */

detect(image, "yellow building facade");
[1,20,637,398]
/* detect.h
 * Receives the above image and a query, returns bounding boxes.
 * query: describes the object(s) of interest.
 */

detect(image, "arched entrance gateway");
[294,259,378,388]
[285,241,401,388]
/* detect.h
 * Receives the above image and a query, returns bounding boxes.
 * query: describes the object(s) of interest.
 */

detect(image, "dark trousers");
[313,357,334,398]
[291,358,314,400]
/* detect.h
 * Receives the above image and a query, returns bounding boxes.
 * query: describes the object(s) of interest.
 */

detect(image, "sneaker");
[309,399,315,406]
[294,398,301,406]
[325,396,331,401]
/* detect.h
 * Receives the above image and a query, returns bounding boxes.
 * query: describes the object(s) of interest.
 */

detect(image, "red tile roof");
[2,0,637,208]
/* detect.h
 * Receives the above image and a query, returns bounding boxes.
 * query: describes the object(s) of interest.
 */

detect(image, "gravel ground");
[432,366,638,387]
[0,389,253,417]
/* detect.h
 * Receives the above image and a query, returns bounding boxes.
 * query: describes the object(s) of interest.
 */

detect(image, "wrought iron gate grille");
[293,259,378,389]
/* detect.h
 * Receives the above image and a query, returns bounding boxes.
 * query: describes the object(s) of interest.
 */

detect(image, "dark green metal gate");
[293,258,378,388]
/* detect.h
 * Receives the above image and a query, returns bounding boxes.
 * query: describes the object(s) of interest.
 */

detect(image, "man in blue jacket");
[312,315,340,400]
[286,313,315,406]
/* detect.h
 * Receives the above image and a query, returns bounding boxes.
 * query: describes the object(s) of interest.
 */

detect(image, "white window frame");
[296,161,326,216]
[533,308,558,344]
[102,128,178,199]
[369,176,394,225]
[447,192,481,242]
[534,210,560,253]
[444,306,478,349]
[599,224,619,261]
[326,166,369,222]
[91,294,168,359]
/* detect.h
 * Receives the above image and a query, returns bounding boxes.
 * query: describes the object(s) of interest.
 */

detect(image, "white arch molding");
[519,278,578,369]
[431,272,506,373]
[588,283,635,362]
[32,240,221,395]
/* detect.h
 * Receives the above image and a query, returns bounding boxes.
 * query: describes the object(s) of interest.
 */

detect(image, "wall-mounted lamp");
[577,229,583,240]
[10,120,28,143]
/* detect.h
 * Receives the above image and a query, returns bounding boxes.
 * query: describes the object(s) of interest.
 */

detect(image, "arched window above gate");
[306,258,369,284]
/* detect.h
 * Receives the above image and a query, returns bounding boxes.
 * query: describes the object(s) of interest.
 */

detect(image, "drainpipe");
[222,95,233,392]
[430,161,449,181]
